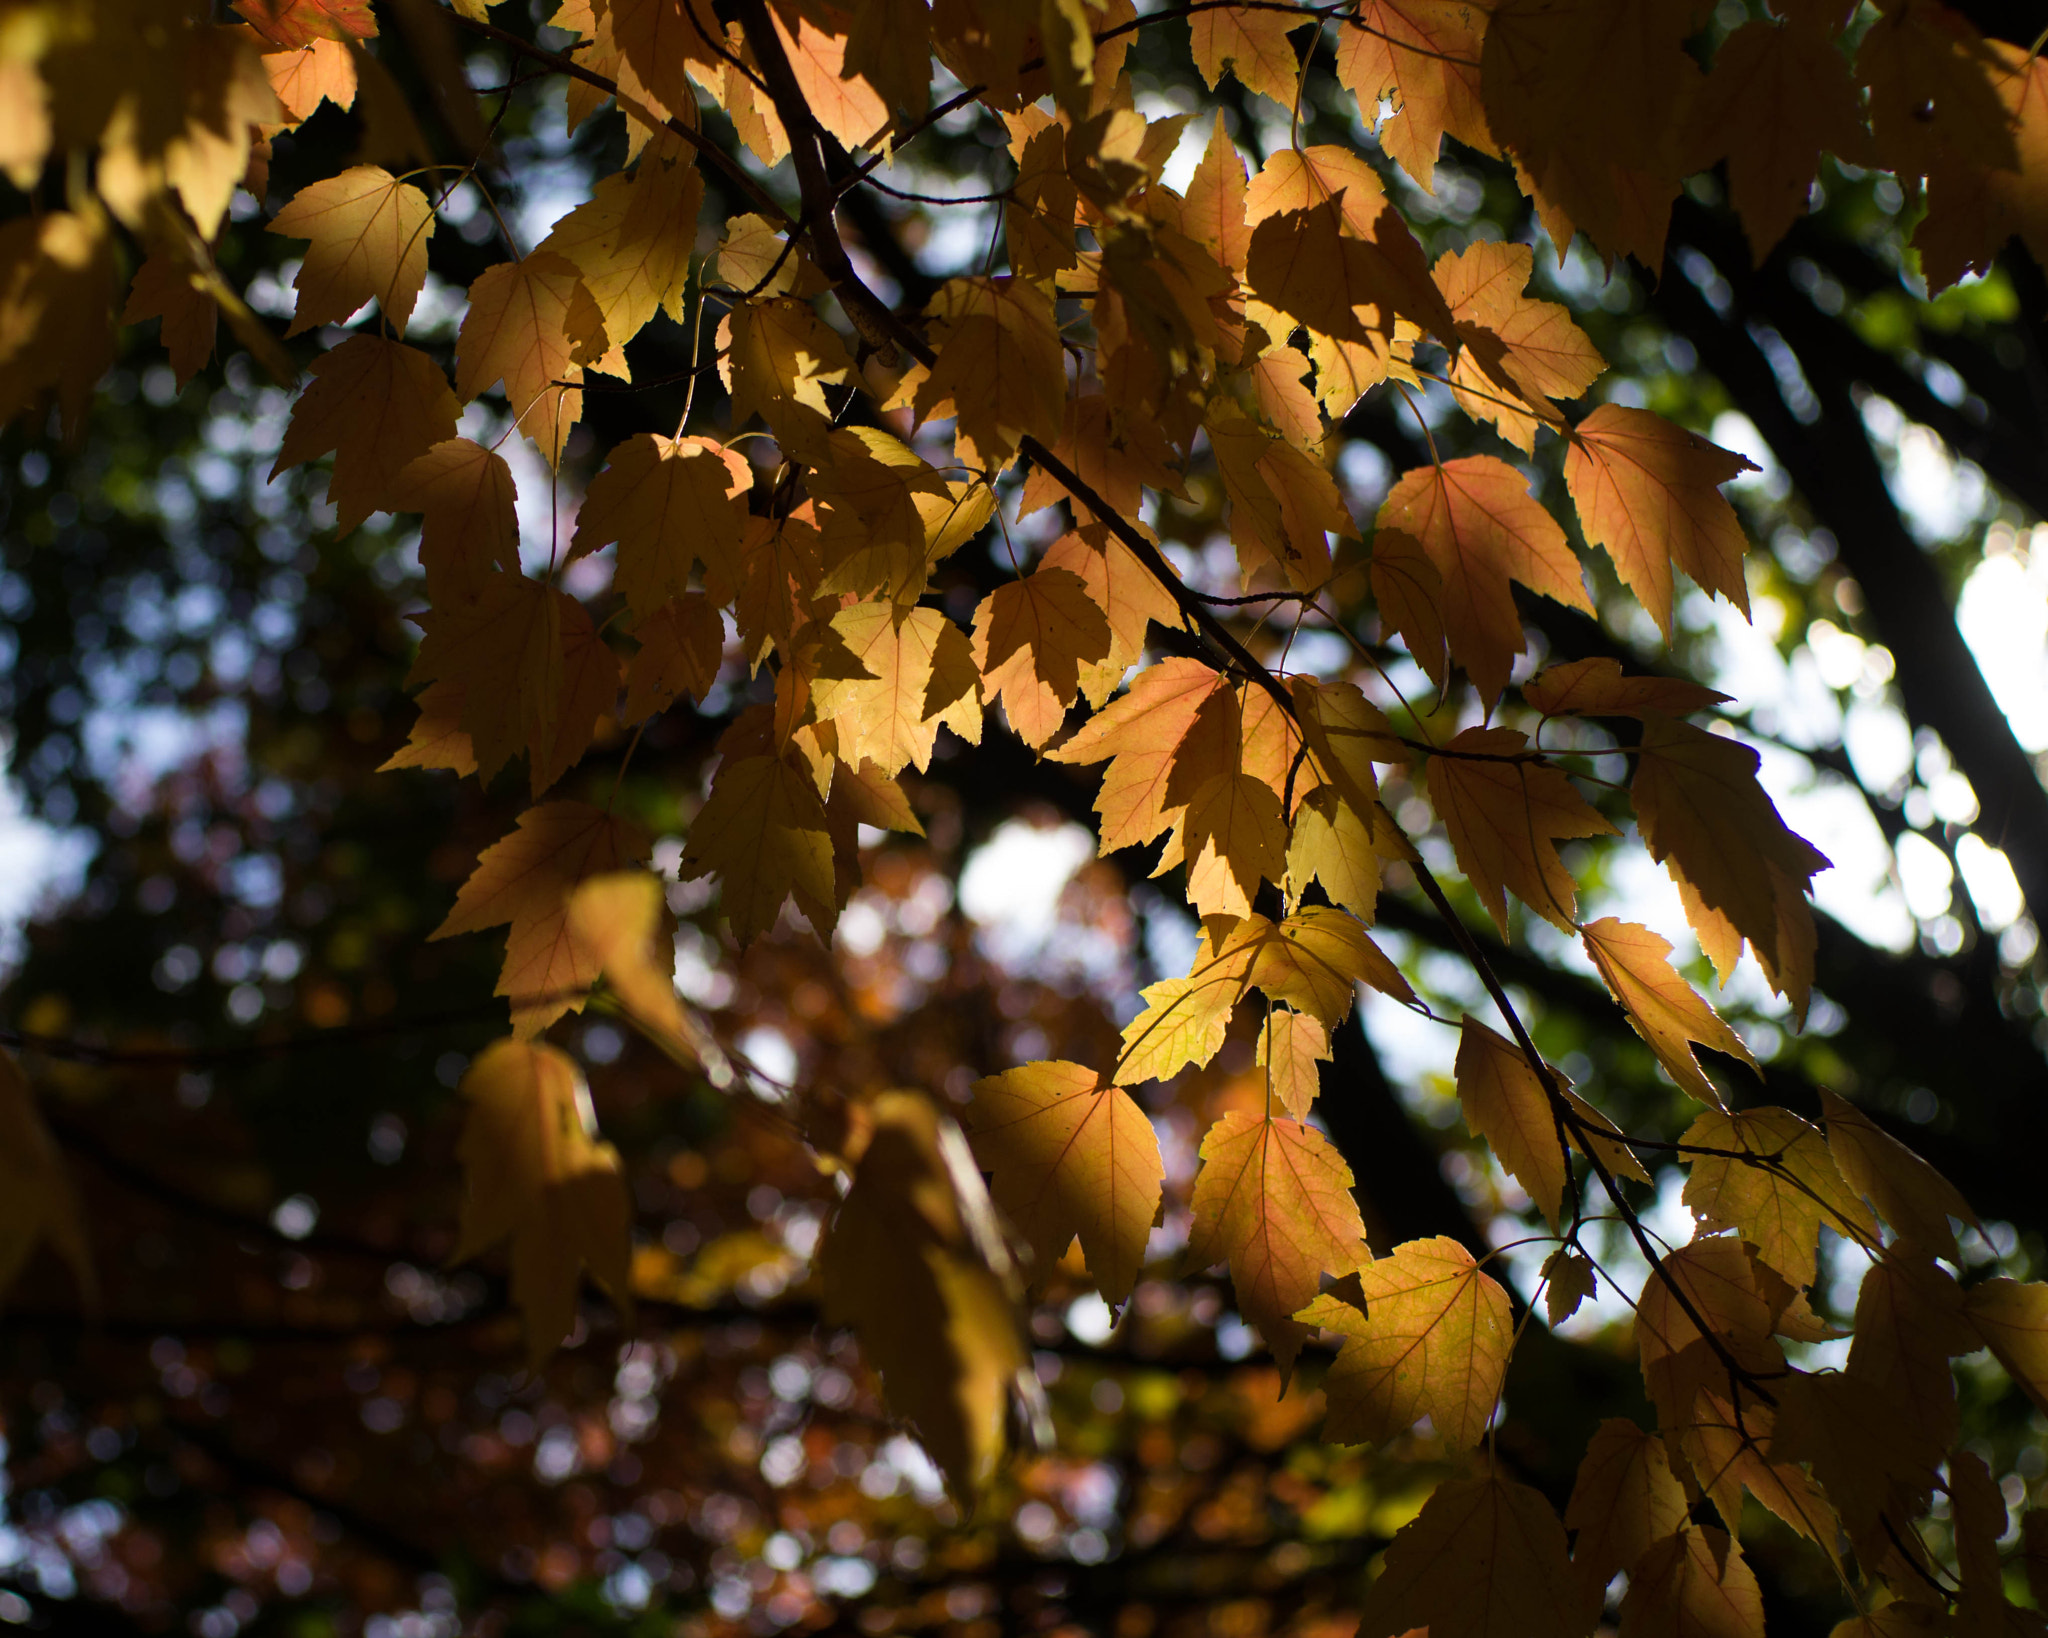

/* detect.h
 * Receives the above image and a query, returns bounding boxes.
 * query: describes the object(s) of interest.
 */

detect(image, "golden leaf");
[271,333,459,536]
[1428,727,1614,933]
[456,250,606,464]
[1187,1110,1369,1379]
[452,1038,633,1365]
[1680,1106,1874,1289]
[1581,917,1756,1108]
[568,433,752,617]
[390,438,520,606]
[678,751,838,944]
[1357,1472,1585,1638]
[1455,1018,1568,1230]
[965,1060,1163,1306]
[266,164,434,335]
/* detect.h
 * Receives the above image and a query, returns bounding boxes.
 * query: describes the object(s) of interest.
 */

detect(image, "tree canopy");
[3,1,2048,1635]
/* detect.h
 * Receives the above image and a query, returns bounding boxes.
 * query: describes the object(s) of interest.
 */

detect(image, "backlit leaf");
[266,164,433,336]
[1429,727,1614,933]
[1619,1528,1763,1638]
[1681,1106,1874,1289]
[1187,1110,1369,1379]
[271,334,459,536]
[1455,1018,1568,1230]
[1821,1088,1978,1264]
[1565,1419,1689,1610]
[453,1039,632,1366]
[1581,918,1756,1107]
[964,1060,1163,1307]
[1298,1235,1513,1450]
[1358,1471,1585,1638]
[678,751,838,945]
[456,250,607,464]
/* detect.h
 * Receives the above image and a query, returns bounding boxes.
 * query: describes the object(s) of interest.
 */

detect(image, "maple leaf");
[537,132,702,378]
[1581,918,1756,1108]
[1685,20,1875,262]
[1618,1528,1763,1638]
[380,679,477,778]
[232,0,377,48]
[1631,714,1830,1016]
[1770,1369,1944,1583]
[678,750,838,944]
[121,249,217,389]
[1858,0,2018,181]
[971,566,1112,749]
[719,295,853,462]
[1368,526,1448,684]
[623,595,725,724]
[602,0,725,123]
[1179,112,1251,274]
[1677,1386,1843,1558]
[814,604,979,774]
[1544,1246,1596,1326]
[1181,771,1288,919]
[771,4,888,150]
[1378,455,1591,703]
[963,1061,1163,1307]
[1565,406,1758,639]
[1565,1419,1691,1611]
[1256,1008,1329,1121]
[456,251,606,464]
[1004,114,1082,277]
[1427,727,1614,933]
[261,36,356,123]
[1455,1018,1568,1230]
[1915,41,2048,293]
[844,0,934,113]
[817,1092,1029,1498]
[1040,525,1182,706]
[1246,197,1454,349]
[1298,1235,1513,1450]
[1190,7,1304,107]
[390,439,520,607]
[1206,406,1348,590]
[568,434,753,617]
[1681,1106,1874,1291]
[452,1038,632,1365]
[271,334,459,536]
[563,871,694,1052]
[1334,0,1494,193]
[1244,145,1389,237]
[406,574,568,789]
[1357,1471,1586,1638]
[1433,240,1606,452]
[1821,1089,1978,1263]
[1846,1249,1975,1477]
[532,596,622,796]
[1964,1277,2048,1420]
[432,801,652,1036]
[0,1052,94,1309]
[1186,1110,1368,1379]
[1633,1236,1784,1430]
[266,165,433,336]
[1524,656,1730,719]
[916,277,1067,466]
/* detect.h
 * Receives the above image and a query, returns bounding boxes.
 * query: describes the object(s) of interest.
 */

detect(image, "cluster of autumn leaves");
[6,0,2048,1629]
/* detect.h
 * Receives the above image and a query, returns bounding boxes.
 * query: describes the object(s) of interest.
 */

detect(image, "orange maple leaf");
[266,165,434,336]
[271,334,459,536]
[233,0,377,48]
[1581,917,1756,1108]
[1186,1110,1369,1379]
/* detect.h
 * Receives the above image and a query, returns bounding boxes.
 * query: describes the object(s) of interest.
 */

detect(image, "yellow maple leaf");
[455,249,606,464]
[1181,770,1287,919]
[271,333,459,535]
[1206,404,1348,590]
[772,3,888,149]
[718,295,853,462]
[678,750,838,944]
[1256,1008,1329,1121]
[1564,405,1758,639]
[0,1051,94,1309]
[1581,917,1756,1107]
[1565,1419,1690,1612]
[1368,525,1448,684]
[568,433,752,618]
[1177,111,1251,275]
[1189,6,1305,107]
[1246,196,1454,349]
[452,1038,633,1365]
[1187,1110,1368,1378]
[266,163,434,335]
[390,438,520,606]
[812,603,977,775]
[1355,1471,1585,1638]
[964,1060,1163,1307]
[432,800,652,1036]
[1243,144,1389,236]
[1633,1236,1782,1430]
[1040,524,1182,706]
[603,0,725,123]
[1681,1107,1875,1290]
[817,1092,1029,1498]
[563,871,695,1053]
[1285,786,1387,922]
[916,277,1067,467]
[1377,454,1591,703]
[1298,1235,1513,1449]
[537,131,701,378]
[1455,1018,1568,1230]
[1427,726,1615,933]
[971,565,1113,749]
